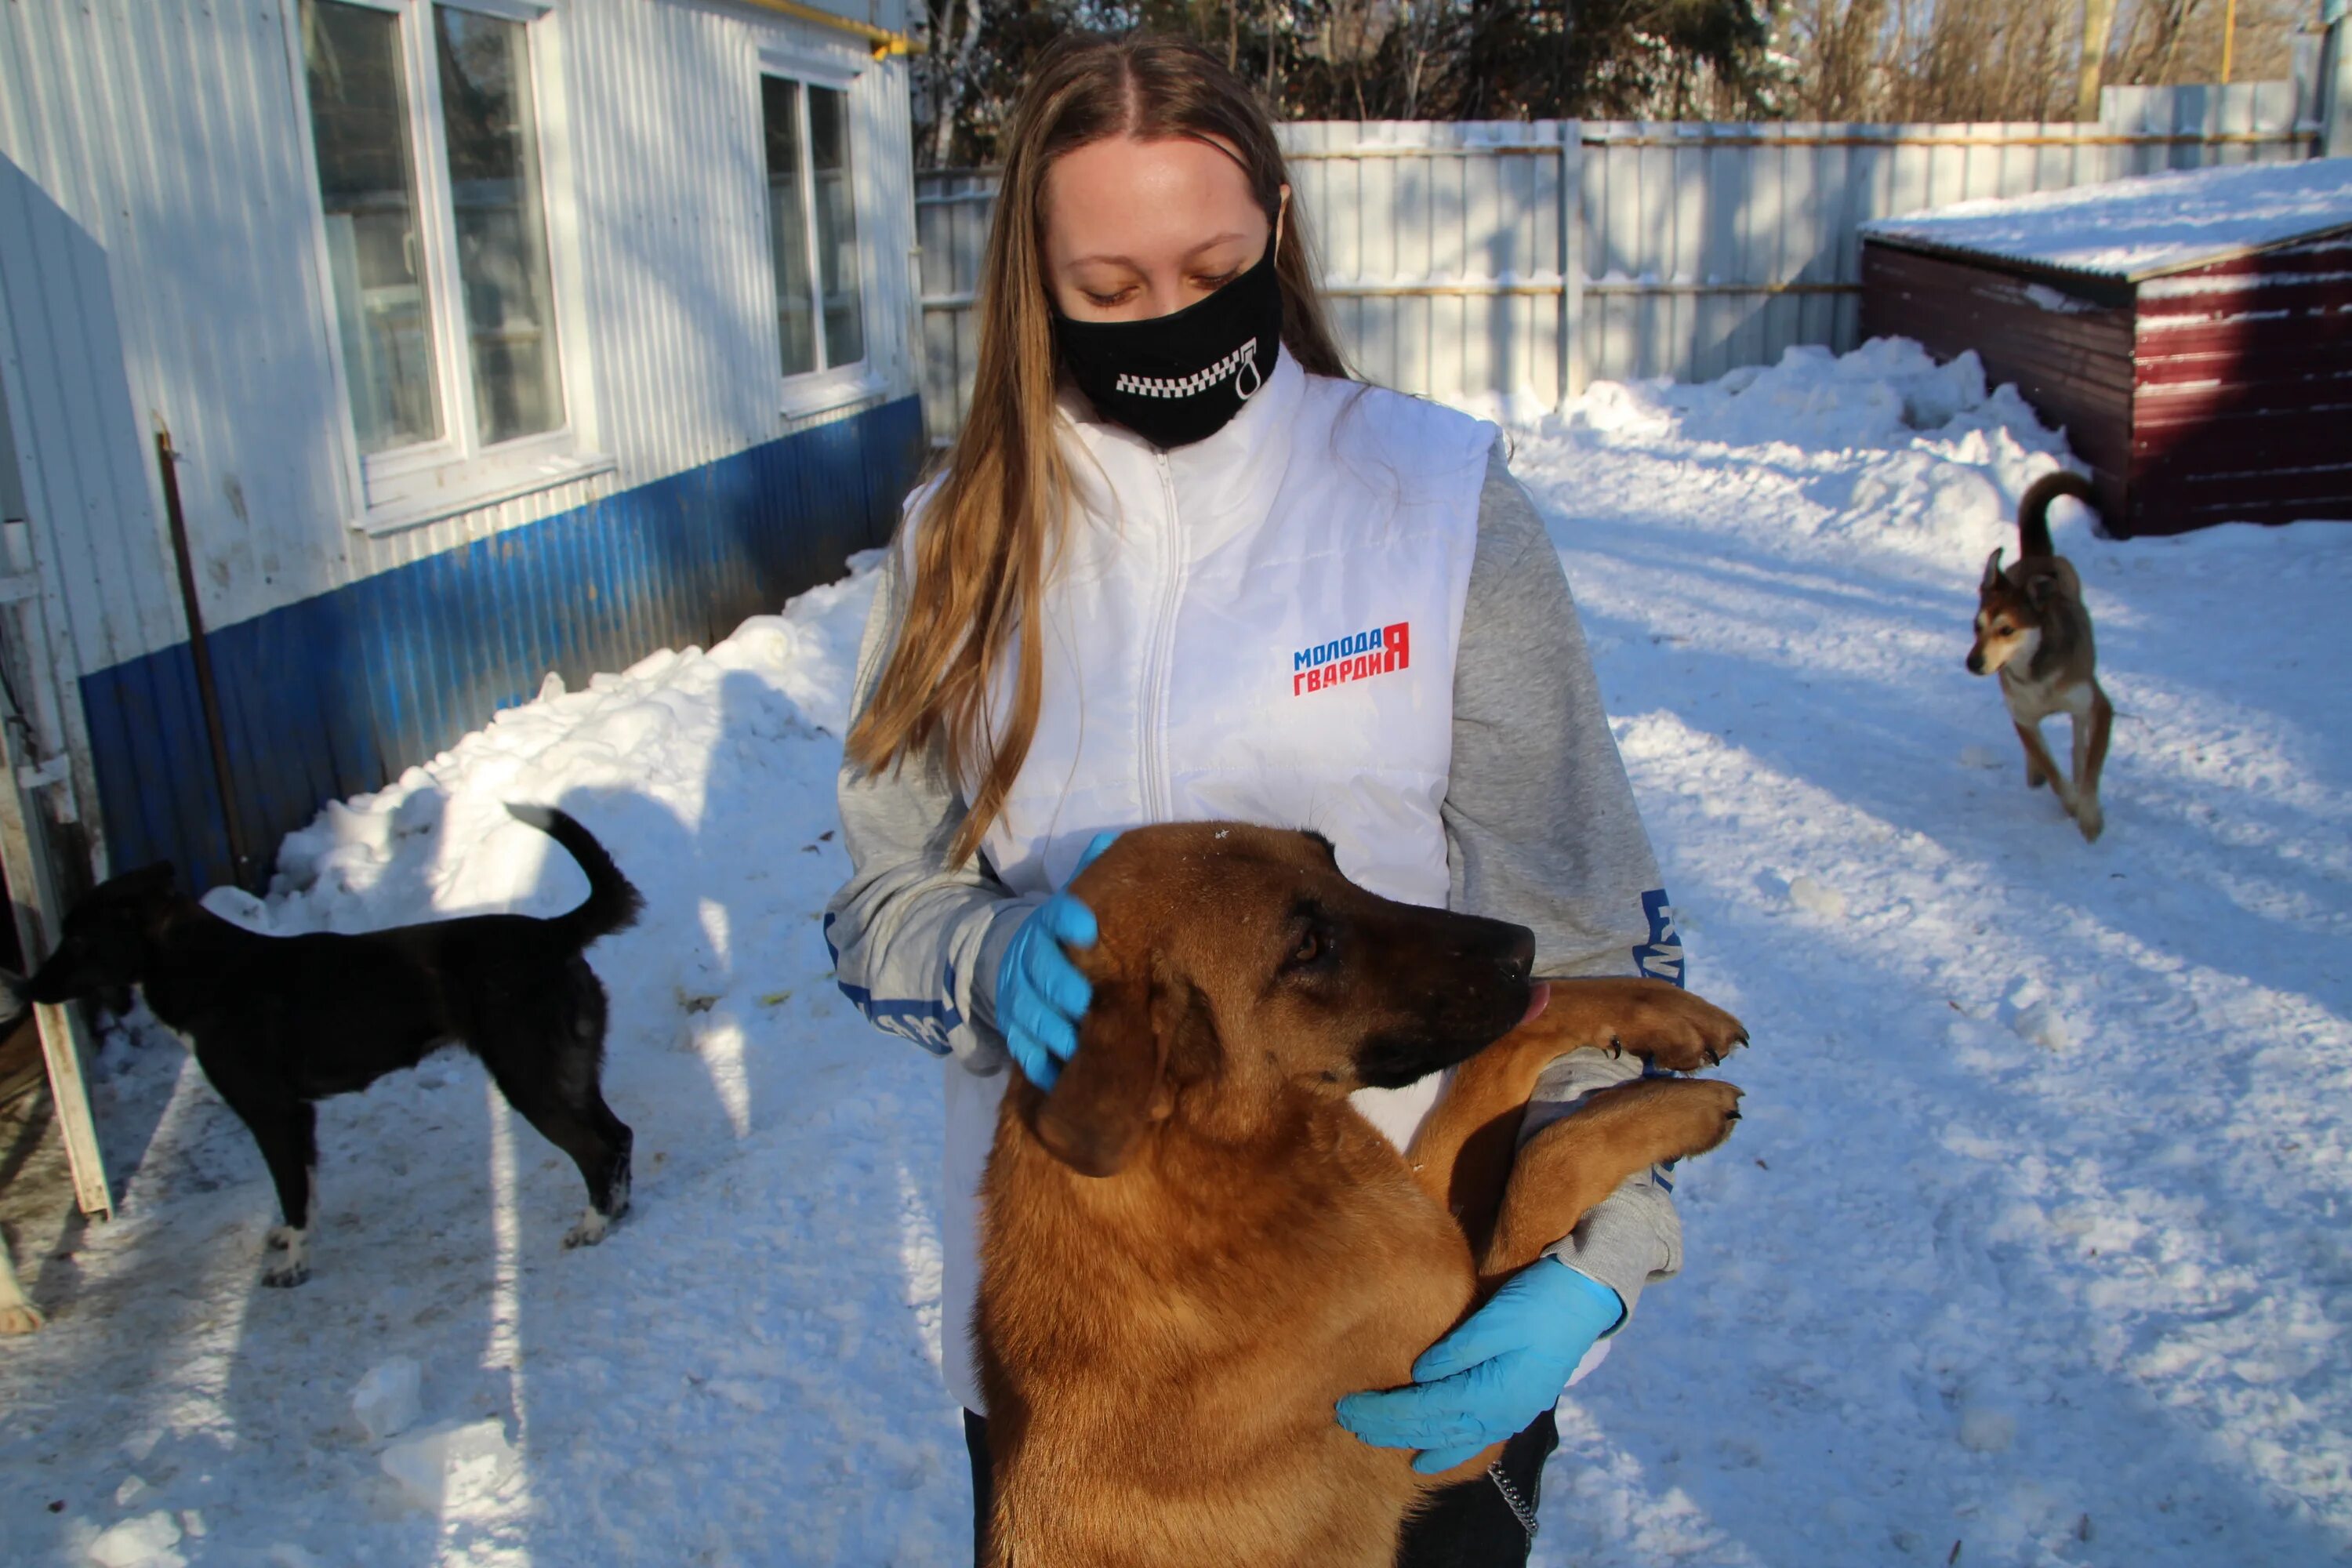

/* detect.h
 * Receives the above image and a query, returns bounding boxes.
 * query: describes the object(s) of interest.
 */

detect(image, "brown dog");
[1969,470,2114,841]
[976,823,1745,1568]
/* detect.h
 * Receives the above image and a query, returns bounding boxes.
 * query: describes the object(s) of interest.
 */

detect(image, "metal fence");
[914,80,2322,439]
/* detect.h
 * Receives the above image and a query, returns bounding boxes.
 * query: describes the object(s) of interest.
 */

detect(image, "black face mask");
[1054,241,1283,450]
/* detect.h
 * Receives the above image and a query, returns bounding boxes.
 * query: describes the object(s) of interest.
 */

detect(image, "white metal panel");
[916,93,2316,428]
[0,0,920,666]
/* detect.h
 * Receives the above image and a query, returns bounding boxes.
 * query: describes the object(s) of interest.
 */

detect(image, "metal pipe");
[154,426,253,889]
[732,0,912,56]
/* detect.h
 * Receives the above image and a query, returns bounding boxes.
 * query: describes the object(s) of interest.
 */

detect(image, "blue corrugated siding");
[82,394,925,889]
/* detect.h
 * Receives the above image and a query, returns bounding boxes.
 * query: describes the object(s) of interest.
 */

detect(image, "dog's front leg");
[2071,690,2111,842]
[205,1054,319,1287]
[2012,720,2070,807]
[1479,1078,1742,1290]
[254,1101,320,1288]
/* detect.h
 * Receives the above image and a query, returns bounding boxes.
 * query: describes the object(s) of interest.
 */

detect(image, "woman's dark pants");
[962,1406,1560,1566]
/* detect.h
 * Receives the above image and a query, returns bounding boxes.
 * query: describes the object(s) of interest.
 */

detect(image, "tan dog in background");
[976,823,1745,1568]
[1969,470,2114,841]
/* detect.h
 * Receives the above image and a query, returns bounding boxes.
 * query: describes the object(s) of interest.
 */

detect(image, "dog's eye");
[1281,926,1332,975]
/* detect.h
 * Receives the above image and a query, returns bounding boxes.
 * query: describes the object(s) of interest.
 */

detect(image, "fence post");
[1559,123,1585,409]
[2322,0,2351,158]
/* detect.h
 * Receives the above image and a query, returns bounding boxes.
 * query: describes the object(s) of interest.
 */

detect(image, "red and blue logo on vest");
[1293,622,1410,696]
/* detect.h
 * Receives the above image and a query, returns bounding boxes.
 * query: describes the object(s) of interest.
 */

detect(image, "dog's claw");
[1703,1047,1721,1066]
[1726,1109,1741,1122]
[1609,1036,1623,1059]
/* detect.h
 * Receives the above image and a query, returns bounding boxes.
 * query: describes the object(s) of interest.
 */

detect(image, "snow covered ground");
[3,339,2347,1567]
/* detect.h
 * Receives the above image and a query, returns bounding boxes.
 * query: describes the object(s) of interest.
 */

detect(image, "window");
[299,0,593,527]
[761,75,866,383]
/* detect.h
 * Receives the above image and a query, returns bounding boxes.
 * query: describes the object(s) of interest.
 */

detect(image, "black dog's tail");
[2017,470,2097,558]
[506,804,645,946]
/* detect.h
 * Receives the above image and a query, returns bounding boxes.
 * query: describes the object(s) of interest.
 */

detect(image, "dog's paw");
[564,1209,612,1250]
[2074,800,2103,841]
[261,1226,310,1288]
[1653,1080,1745,1162]
[1596,983,1749,1074]
[0,1301,43,1334]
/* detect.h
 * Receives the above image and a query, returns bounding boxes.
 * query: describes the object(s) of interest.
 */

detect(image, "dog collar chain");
[1487,1464,1540,1544]
[1113,337,1262,401]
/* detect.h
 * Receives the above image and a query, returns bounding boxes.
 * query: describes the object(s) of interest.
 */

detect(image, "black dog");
[27,804,642,1286]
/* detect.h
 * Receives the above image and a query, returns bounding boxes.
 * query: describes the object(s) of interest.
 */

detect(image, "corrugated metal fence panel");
[1286,121,1570,423]
[916,167,1004,446]
[0,154,180,855]
[915,85,2317,426]
[81,394,926,891]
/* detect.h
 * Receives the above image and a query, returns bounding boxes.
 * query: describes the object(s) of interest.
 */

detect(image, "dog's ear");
[1980,548,2005,591]
[1031,972,1214,1178]
[2025,570,2057,608]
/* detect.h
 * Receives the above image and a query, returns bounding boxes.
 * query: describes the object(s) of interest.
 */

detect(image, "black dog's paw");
[563,1209,613,1250]
[262,1225,310,1287]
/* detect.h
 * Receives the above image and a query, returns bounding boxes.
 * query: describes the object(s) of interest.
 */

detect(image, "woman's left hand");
[1334,1258,1624,1473]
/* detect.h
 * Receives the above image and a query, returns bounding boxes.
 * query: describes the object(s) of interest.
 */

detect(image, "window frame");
[289,0,609,535]
[757,45,884,422]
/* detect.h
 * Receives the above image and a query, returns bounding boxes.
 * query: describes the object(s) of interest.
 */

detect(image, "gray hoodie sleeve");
[822,545,1027,1073]
[1446,446,1688,1330]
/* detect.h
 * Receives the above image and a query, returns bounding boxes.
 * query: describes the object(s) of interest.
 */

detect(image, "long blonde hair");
[844,34,1351,866]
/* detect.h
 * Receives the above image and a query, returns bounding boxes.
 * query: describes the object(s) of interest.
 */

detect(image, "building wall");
[2133,234,2352,535]
[0,0,926,888]
[84,397,924,888]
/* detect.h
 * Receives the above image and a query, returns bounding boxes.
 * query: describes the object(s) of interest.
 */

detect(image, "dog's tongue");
[1519,981,1552,1026]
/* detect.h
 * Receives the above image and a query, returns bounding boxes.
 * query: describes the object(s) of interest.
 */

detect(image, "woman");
[826,34,1688,1565]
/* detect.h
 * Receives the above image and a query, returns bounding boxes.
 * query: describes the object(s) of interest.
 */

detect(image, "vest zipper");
[1142,452,1184,822]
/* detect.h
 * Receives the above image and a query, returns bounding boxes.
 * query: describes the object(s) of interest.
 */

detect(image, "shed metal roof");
[1860,158,2352,283]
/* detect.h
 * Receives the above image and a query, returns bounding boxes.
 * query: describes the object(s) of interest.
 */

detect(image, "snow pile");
[350,1356,423,1443]
[1862,157,2352,279]
[378,1419,518,1512]
[85,1512,182,1568]
[2,339,2348,1567]
[1554,338,2071,572]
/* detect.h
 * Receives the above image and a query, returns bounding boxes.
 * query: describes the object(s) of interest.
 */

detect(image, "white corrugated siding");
[917,82,2317,433]
[0,0,918,670]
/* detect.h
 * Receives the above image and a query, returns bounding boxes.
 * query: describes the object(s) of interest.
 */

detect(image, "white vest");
[938,350,1495,1410]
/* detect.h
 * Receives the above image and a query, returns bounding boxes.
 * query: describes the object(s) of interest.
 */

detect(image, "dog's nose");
[1498,927,1534,983]
[1965,652,1983,674]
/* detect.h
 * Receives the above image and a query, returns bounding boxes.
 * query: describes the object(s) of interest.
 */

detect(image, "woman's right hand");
[995,833,1118,1090]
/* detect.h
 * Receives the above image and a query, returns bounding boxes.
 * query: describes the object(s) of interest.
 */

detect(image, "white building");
[0,0,925,902]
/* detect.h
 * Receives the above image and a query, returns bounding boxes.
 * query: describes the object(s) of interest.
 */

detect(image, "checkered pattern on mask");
[1114,337,1260,400]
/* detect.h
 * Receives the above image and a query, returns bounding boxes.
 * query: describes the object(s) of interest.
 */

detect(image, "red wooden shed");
[1860,159,2352,538]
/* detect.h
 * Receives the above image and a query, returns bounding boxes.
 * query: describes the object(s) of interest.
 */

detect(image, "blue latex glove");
[994,833,1119,1091]
[1336,1258,1624,1474]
